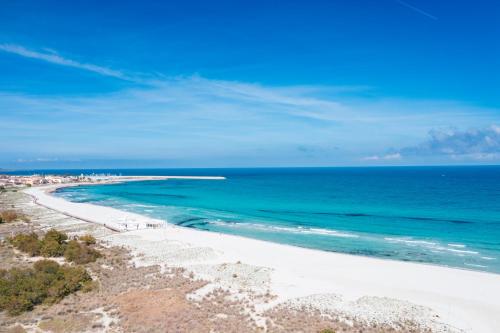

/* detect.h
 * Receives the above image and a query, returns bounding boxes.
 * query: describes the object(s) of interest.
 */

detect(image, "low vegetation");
[9,233,41,256]
[8,230,101,264]
[64,239,101,264]
[1,230,100,316]
[79,234,96,246]
[0,260,92,315]
[0,210,29,224]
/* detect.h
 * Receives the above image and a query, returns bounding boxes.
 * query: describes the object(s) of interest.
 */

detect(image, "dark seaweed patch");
[258,209,474,225]
[176,217,205,226]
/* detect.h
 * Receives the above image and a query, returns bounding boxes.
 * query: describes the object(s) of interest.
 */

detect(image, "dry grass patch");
[4,324,27,333]
[38,313,100,333]
[0,210,29,224]
[265,306,427,333]
[78,234,96,246]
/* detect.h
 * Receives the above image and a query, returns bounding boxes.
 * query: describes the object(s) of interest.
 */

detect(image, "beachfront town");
[0,174,93,187]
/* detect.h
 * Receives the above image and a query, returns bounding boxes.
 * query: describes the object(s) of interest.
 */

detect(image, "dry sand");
[23,182,500,333]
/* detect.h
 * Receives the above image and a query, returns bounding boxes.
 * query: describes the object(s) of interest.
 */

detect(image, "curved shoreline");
[23,180,500,333]
[52,179,499,276]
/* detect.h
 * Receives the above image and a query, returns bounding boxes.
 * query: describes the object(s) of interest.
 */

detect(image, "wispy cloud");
[16,157,60,163]
[1,45,499,166]
[394,0,438,20]
[0,44,131,80]
[1,75,498,166]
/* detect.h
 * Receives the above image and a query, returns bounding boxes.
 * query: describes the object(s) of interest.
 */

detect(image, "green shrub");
[40,230,68,257]
[34,259,61,274]
[79,234,96,246]
[319,330,335,333]
[43,229,68,244]
[63,240,101,264]
[0,260,91,315]
[9,231,100,264]
[9,233,42,256]
[40,239,66,257]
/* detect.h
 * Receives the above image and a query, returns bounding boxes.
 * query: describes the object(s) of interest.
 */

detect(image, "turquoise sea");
[24,166,500,273]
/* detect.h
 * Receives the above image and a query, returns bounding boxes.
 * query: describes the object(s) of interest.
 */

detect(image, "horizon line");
[2,164,500,172]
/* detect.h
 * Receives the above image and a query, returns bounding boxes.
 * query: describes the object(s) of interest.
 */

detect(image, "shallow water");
[49,166,500,273]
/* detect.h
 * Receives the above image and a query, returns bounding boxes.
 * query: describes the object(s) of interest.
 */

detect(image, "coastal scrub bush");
[44,229,68,244]
[0,260,92,315]
[40,229,68,257]
[79,234,96,246]
[9,233,42,256]
[9,230,101,264]
[40,239,66,257]
[63,240,101,264]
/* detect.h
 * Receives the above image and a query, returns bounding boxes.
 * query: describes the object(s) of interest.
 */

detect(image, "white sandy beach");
[24,181,500,333]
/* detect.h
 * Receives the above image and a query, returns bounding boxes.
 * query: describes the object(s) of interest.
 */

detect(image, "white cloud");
[1,45,499,165]
[384,153,402,160]
[1,77,498,165]
[363,153,401,161]
[0,44,129,80]
[16,157,59,163]
[362,125,500,164]
[400,125,500,156]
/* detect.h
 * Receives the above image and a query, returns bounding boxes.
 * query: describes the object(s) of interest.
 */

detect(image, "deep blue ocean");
[12,167,500,273]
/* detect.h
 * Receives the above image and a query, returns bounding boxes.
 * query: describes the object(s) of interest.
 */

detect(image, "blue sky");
[0,0,499,169]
